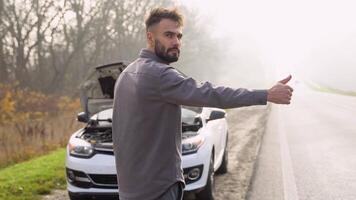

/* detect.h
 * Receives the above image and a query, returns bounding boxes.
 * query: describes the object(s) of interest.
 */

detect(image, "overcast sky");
[180,0,356,90]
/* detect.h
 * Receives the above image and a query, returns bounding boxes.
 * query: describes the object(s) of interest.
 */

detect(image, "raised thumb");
[278,75,292,84]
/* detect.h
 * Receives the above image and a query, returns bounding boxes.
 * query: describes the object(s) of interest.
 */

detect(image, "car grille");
[94,147,115,156]
[89,174,118,185]
[67,168,118,189]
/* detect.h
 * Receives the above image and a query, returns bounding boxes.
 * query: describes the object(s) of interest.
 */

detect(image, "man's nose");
[172,36,181,47]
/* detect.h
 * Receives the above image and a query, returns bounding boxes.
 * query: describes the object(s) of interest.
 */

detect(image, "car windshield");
[181,106,201,125]
[182,106,202,114]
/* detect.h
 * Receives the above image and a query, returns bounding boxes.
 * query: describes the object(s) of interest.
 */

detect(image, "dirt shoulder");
[214,106,269,200]
[42,106,269,200]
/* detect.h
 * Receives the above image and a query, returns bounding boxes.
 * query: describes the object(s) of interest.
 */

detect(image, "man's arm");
[159,67,293,108]
[159,67,268,108]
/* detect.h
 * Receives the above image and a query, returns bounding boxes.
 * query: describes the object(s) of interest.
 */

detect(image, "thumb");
[278,75,292,84]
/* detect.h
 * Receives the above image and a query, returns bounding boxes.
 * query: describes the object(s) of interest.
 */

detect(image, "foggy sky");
[181,0,356,91]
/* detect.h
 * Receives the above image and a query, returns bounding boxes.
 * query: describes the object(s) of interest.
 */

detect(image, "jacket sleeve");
[158,67,268,109]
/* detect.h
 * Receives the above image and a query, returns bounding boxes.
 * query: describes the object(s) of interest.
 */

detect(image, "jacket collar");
[139,48,169,64]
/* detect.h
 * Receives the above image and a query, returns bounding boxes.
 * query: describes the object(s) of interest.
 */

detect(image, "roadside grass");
[306,81,356,97]
[0,148,67,200]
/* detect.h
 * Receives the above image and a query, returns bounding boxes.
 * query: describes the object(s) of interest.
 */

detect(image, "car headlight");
[182,134,205,155]
[68,138,95,158]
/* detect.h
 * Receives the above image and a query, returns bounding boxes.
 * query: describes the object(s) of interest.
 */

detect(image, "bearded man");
[112,7,293,200]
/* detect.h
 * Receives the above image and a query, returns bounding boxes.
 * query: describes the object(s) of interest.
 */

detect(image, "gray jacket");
[112,48,267,200]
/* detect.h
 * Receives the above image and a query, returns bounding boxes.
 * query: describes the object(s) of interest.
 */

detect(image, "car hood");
[79,62,128,117]
[90,107,200,126]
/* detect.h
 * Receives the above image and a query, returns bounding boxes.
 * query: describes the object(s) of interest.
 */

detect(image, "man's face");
[148,19,183,63]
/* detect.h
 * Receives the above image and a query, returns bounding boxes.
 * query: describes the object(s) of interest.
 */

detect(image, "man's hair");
[145,7,184,32]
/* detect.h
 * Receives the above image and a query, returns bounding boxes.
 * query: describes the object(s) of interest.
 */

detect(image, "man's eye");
[165,33,173,38]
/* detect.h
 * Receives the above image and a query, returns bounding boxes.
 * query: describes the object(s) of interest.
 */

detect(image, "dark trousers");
[157,182,184,200]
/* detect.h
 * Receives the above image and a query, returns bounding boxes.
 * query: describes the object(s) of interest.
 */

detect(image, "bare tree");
[1,0,61,87]
[0,0,224,95]
[0,0,9,83]
[45,0,103,92]
[49,0,164,93]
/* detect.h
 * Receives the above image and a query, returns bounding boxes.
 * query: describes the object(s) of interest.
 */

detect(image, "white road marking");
[277,106,300,200]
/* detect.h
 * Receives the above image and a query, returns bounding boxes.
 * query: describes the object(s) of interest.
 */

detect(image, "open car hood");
[80,62,128,117]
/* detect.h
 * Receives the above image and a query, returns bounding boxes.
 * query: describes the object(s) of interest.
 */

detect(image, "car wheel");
[216,132,228,174]
[196,153,215,200]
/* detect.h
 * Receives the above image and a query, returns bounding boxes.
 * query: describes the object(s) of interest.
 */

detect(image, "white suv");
[66,62,229,200]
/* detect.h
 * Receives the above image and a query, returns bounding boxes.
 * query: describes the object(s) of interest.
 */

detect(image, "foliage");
[306,82,356,96]
[0,83,82,168]
[0,83,80,125]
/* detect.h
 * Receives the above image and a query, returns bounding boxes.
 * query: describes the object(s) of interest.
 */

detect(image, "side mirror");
[77,112,89,123]
[207,110,225,122]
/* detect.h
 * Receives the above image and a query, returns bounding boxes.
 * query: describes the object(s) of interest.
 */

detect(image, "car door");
[218,116,228,159]
[203,108,222,160]
[213,109,227,162]
[207,108,228,164]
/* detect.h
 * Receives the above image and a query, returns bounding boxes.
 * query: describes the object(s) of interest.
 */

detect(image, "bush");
[0,83,82,168]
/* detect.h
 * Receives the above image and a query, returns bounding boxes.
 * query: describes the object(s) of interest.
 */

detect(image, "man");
[112,7,293,200]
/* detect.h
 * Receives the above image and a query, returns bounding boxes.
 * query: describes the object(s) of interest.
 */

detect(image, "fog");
[180,0,356,90]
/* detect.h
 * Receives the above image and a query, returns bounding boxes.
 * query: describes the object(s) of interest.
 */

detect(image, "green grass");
[306,81,356,97]
[0,148,67,200]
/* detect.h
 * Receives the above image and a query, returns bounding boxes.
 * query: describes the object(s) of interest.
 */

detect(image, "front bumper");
[66,142,211,194]
[181,141,211,191]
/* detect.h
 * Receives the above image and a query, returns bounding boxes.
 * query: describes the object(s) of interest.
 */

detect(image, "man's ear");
[147,32,154,47]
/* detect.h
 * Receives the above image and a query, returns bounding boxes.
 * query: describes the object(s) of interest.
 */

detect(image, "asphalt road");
[247,83,356,200]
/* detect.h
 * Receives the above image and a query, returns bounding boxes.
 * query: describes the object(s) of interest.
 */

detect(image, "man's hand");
[267,75,294,104]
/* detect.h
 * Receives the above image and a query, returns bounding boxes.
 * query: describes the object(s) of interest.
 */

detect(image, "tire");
[216,132,228,174]
[196,154,215,200]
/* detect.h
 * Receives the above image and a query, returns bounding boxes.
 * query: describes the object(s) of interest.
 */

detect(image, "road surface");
[247,83,356,200]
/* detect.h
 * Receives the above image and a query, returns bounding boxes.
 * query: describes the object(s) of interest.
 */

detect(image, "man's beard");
[154,40,180,63]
